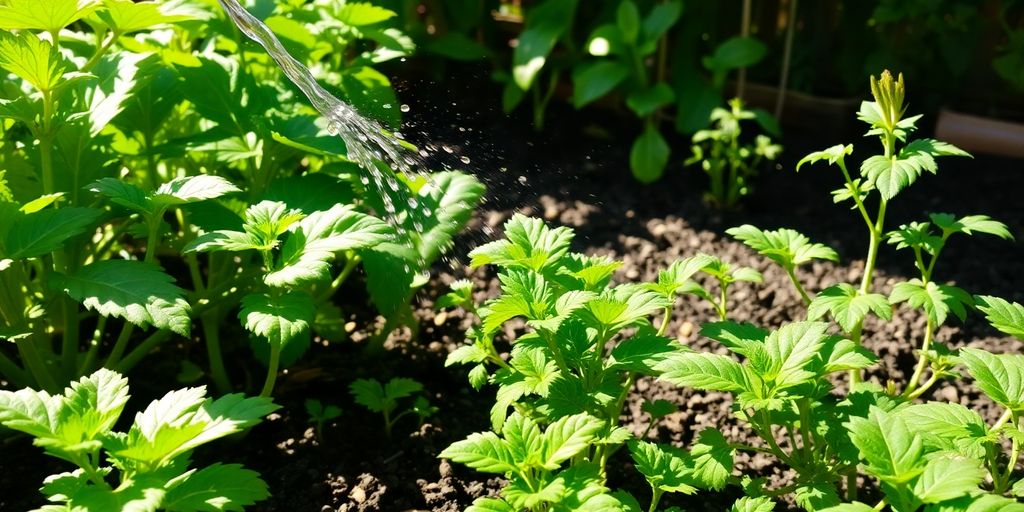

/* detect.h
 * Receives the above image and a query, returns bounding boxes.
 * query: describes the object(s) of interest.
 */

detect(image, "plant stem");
[202,312,232,393]
[902,317,934,398]
[114,330,171,373]
[648,488,663,512]
[797,398,814,459]
[785,266,812,305]
[78,315,106,375]
[656,306,671,336]
[16,335,59,392]
[104,323,134,368]
[260,342,281,397]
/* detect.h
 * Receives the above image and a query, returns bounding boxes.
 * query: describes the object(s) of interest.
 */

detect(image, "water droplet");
[441,145,454,154]
[418,150,429,158]
[407,198,418,208]
[400,104,410,112]
[413,221,423,231]
[460,156,471,164]
[382,104,393,109]
[500,167,508,173]
[393,131,403,139]
[518,176,528,185]
[360,175,370,184]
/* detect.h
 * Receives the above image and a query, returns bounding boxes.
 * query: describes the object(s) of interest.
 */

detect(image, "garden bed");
[3,76,1023,512]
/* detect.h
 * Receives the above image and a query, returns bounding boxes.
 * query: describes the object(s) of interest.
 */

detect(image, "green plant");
[440,214,757,510]
[0,368,277,510]
[305,398,342,440]
[685,98,782,209]
[349,377,436,440]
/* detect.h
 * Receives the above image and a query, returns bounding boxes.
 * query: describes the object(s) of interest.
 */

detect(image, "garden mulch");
[2,70,1023,511]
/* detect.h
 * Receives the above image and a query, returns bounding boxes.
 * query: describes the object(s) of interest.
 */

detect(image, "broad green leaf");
[467,497,517,512]
[860,139,968,200]
[266,205,390,287]
[764,322,829,388]
[650,253,716,297]
[704,36,767,71]
[437,279,475,309]
[731,496,775,512]
[847,406,925,483]
[18,192,62,213]
[572,60,629,108]
[509,346,559,396]
[163,463,270,511]
[959,347,1024,410]
[336,2,395,26]
[626,82,675,117]
[689,428,733,491]
[699,321,768,356]
[975,295,1024,340]
[608,334,678,374]
[630,123,669,183]
[583,288,670,331]
[243,201,304,246]
[95,0,197,33]
[586,24,624,57]
[616,0,640,43]
[60,369,130,442]
[820,336,878,373]
[808,284,892,332]
[929,213,1013,240]
[3,207,101,259]
[794,484,841,511]
[89,178,152,213]
[239,291,313,350]
[656,352,747,392]
[0,386,61,439]
[541,413,603,468]
[501,413,543,466]
[0,31,66,93]
[641,1,683,42]
[470,214,574,271]
[901,402,989,454]
[728,224,838,270]
[889,279,972,325]
[153,175,240,206]
[54,260,191,336]
[796,144,853,171]
[512,0,577,90]
[642,399,676,419]
[912,456,984,503]
[629,440,697,494]
[360,244,417,316]
[0,0,100,31]
[440,431,517,474]
[410,171,484,263]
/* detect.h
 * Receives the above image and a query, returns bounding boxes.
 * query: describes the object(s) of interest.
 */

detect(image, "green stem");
[259,342,281,397]
[797,398,814,459]
[902,317,934,398]
[202,312,232,393]
[648,488,663,512]
[315,254,360,303]
[104,323,134,368]
[656,306,671,337]
[785,265,812,305]
[82,30,119,73]
[114,330,171,373]
[78,316,106,375]
[60,298,79,378]
[16,335,59,392]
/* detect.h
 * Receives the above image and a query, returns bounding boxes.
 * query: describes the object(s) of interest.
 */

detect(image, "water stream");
[216,0,433,235]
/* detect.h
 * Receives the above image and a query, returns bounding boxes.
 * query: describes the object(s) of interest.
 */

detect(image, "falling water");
[216,0,435,234]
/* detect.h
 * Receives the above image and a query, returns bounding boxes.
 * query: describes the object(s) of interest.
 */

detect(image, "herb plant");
[0,368,277,510]
[305,398,342,440]
[685,98,782,209]
[349,377,436,440]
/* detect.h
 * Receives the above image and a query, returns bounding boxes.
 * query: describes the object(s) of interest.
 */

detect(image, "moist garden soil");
[3,68,1024,511]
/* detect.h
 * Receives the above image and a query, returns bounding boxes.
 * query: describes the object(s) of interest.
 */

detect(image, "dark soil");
[3,67,1024,511]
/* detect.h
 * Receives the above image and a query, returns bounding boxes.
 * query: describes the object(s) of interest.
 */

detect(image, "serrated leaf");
[651,253,716,297]
[794,484,841,511]
[0,31,66,93]
[163,463,270,511]
[0,0,100,31]
[889,279,972,325]
[656,352,747,392]
[847,406,925,483]
[731,495,775,512]
[764,322,828,388]
[54,260,191,336]
[153,175,240,206]
[860,139,968,200]
[642,399,676,419]
[886,221,942,254]
[929,213,1013,240]
[808,284,892,332]
[470,214,574,271]
[440,431,517,473]
[583,288,670,332]
[95,0,197,34]
[796,144,853,171]
[959,347,1024,410]
[629,440,697,494]
[412,171,484,263]
[542,413,603,468]
[689,428,733,490]
[266,205,390,287]
[609,334,679,374]
[975,295,1024,340]
[901,402,989,455]
[912,455,984,503]
[239,291,313,350]
[3,207,101,259]
[728,224,838,270]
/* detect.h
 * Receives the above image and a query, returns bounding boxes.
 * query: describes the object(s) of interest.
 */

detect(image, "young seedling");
[349,377,435,440]
[0,369,277,510]
[305,398,342,440]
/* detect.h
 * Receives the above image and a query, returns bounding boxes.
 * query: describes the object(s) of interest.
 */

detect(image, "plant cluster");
[349,376,436,440]
[440,72,1024,511]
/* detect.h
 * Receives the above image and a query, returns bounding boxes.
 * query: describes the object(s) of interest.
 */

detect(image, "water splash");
[216,0,434,229]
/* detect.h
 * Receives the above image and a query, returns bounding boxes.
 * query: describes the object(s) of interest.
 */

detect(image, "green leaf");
[350,377,422,415]
[583,288,670,331]
[440,431,517,474]
[860,139,968,200]
[959,347,1024,410]
[542,413,604,468]
[572,60,630,108]
[0,31,66,93]
[641,399,676,419]
[656,352,747,392]
[609,334,678,374]
[470,214,574,271]
[975,295,1024,340]
[731,496,775,512]
[819,504,875,512]
[929,213,1013,240]
[467,497,517,512]
[889,279,972,325]
[808,284,892,332]
[239,291,313,350]
[689,428,734,491]
[54,260,191,336]
[641,1,683,42]
[763,322,829,389]
[616,0,640,44]
[847,406,925,483]
[626,82,675,117]
[629,440,697,494]
[728,224,838,270]
[886,221,942,254]
[794,484,841,511]
[586,24,624,57]
[411,171,484,264]
[901,402,989,455]
[163,463,270,511]
[336,2,395,26]
[651,253,716,297]
[95,0,197,33]
[630,123,669,183]
[3,207,101,259]
[0,0,100,31]
[266,205,390,287]
[0,385,62,440]
[153,175,240,206]
[912,456,984,503]
[512,0,577,90]
[796,144,853,171]
[437,279,475,309]
[704,36,767,71]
